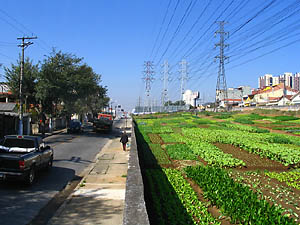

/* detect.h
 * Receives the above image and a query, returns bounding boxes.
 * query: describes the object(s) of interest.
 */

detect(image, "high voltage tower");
[143,61,155,110]
[161,60,170,106]
[214,21,229,111]
[179,59,188,101]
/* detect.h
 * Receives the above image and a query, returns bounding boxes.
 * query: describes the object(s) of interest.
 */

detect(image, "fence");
[134,105,189,114]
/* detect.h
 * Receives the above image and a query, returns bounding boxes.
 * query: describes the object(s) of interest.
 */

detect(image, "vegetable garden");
[135,111,300,225]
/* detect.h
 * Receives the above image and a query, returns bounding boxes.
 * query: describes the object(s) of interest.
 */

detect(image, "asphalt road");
[0,119,126,225]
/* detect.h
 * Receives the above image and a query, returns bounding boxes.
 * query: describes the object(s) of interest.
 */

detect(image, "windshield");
[3,138,35,148]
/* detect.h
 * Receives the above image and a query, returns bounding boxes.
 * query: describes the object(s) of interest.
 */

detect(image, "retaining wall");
[123,122,150,225]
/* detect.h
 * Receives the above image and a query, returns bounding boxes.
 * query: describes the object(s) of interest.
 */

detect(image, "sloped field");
[135,112,300,224]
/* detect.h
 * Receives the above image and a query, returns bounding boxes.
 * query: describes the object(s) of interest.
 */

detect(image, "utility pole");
[179,59,188,103]
[143,61,155,112]
[17,36,37,135]
[214,21,228,111]
[161,60,170,108]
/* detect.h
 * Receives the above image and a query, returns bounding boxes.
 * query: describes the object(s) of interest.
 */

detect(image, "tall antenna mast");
[215,21,228,111]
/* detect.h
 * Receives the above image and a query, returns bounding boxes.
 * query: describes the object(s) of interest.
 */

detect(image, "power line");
[0,9,52,52]
[152,0,181,62]
[157,0,197,65]
[149,0,172,59]
[231,0,278,36]
[167,0,212,61]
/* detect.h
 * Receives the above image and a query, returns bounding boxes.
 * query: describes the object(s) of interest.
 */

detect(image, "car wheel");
[25,167,35,185]
[46,157,53,170]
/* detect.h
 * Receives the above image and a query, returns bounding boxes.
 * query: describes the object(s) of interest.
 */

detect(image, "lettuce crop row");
[227,170,300,222]
[149,143,171,165]
[150,126,174,133]
[163,168,220,225]
[174,133,245,167]
[145,169,194,225]
[165,144,198,160]
[185,166,296,224]
[160,133,183,143]
[182,128,300,166]
[265,170,300,190]
[218,122,269,133]
[145,169,220,225]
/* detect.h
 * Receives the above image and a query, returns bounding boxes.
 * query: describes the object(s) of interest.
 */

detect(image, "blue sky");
[1,0,300,111]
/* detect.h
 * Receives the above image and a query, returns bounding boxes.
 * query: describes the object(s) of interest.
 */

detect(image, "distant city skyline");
[259,72,300,91]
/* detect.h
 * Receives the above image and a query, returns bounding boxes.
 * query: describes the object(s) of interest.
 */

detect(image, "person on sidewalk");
[120,130,129,151]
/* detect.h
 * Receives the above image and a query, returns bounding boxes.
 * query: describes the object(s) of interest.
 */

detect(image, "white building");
[258,74,273,89]
[183,90,199,107]
[279,72,293,88]
[294,73,300,91]
[272,76,280,86]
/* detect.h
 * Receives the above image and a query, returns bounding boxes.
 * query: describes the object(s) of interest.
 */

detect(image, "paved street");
[0,119,126,225]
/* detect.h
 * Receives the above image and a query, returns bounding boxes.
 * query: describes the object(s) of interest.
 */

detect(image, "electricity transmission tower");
[179,59,188,102]
[143,61,155,112]
[161,60,170,107]
[214,21,228,111]
[17,36,37,135]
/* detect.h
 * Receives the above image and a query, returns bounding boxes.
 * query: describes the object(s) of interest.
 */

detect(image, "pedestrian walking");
[120,130,129,151]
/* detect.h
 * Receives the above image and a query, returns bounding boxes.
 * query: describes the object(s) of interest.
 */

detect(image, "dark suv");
[67,120,83,133]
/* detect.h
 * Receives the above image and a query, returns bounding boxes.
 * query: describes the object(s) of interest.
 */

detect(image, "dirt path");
[214,143,289,171]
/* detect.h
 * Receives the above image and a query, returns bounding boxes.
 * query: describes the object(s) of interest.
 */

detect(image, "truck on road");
[92,113,113,132]
[0,135,53,185]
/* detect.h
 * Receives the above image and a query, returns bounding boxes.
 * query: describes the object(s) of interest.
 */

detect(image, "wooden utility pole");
[17,36,37,135]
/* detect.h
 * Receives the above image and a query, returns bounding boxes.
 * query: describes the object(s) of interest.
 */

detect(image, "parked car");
[0,135,53,185]
[67,120,83,133]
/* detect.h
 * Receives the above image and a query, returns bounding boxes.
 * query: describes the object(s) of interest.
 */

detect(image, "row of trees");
[4,50,109,121]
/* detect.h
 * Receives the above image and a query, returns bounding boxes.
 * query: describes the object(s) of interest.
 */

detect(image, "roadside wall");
[123,122,150,225]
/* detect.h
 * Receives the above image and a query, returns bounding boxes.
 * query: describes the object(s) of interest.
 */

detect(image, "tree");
[36,50,108,118]
[86,85,110,118]
[164,100,186,106]
[173,100,186,106]
[4,57,39,110]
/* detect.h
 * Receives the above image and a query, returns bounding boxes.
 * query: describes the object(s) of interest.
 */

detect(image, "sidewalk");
[48,124,131,225]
